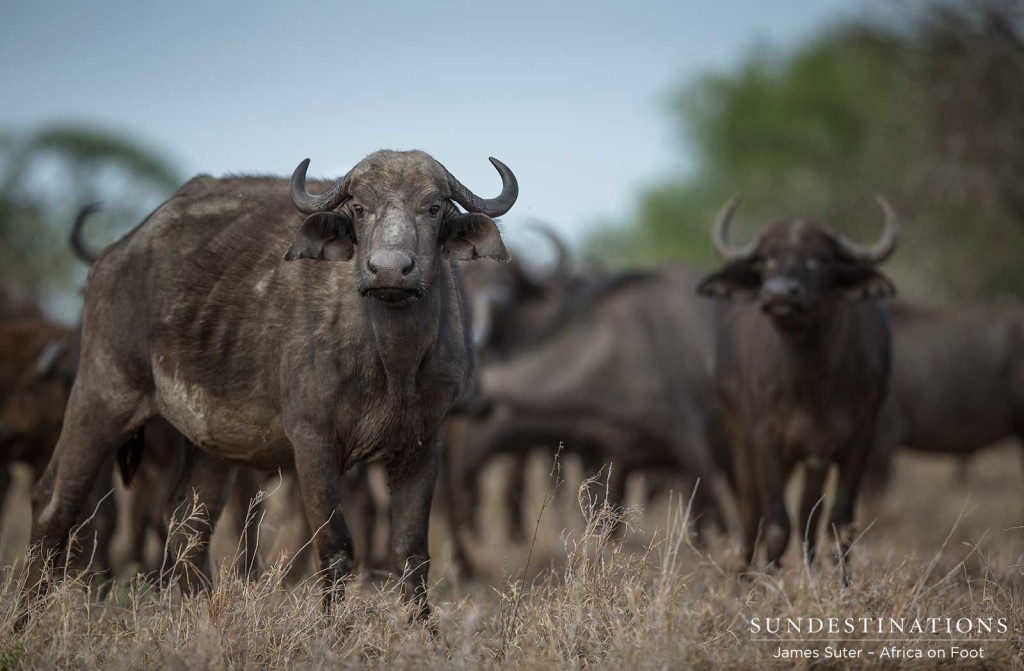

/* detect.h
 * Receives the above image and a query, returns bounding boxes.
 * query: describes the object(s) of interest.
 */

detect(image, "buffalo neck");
[285,259,459,402]
[772,303,855,378]
[362,267,450,399]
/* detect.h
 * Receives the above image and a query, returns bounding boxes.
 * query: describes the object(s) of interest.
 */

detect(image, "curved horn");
[527,222,571,282]
[69,202,102,265]
[289,158,351,214]
[835,194,899,264]
[442,157,518,217]
[35,339,68,376]
[470,290,495,350]
[711,194,757,261]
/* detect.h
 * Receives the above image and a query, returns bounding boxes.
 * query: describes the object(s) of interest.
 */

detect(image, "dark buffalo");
[30,150,518,617]
[0,284,42,322]
[459,265,733,549]
[697,196,898,583]
[459,223,572,358]
[867,301,1024,490]
[0,319,78,513]
[0,320,76,477]
[0,316,120,575]
[445,224,579,544]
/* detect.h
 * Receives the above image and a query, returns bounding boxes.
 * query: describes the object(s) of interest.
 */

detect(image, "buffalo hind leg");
[162,447,231,594]
[226,467,263,580]
[387,438,440,621]
[29,381,144,593]
[73,460,119,580]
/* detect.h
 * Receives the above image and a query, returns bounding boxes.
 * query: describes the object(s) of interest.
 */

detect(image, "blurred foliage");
[0,124,180,312]
[588,0,1024,303]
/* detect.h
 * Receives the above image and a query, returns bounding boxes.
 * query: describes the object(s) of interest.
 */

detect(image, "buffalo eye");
[429,204,441,217]
[352,204,365,218]
[806,258,820,272]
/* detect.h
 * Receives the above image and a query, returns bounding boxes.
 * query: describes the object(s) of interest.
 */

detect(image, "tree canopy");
[0,124,181,312]
[588,0,1024,303]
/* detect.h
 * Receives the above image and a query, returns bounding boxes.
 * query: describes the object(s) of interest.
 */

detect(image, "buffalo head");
[697,195,898,328]
[459,223,572,350]
[0,338,74,451]
[285,150,518,307]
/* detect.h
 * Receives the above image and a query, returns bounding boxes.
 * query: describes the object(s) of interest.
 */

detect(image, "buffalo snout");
[361,250,423,304]
[367,250,416,281]
[760,276,807,315]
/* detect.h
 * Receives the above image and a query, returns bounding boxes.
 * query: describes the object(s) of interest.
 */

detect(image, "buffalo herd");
[0,151,1020,617]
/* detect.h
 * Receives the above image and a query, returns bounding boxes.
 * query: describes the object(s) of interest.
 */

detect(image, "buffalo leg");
[76,461,118,579]
[387,438,439,621]
[730,440,760,568]
[798,464,829,566]
[503,453,528,543]
[831,431,871,587]
[437,440,477,579]
[291,435,355,608]
[227,467,263,579]
[688,475,724,546]
[163,448,231,594]
[120,481,151,573]
[753,432,789,570]
[341,464,377,570]
[0,465,10,552]
[29,381,143,592]
[604,462,629,540]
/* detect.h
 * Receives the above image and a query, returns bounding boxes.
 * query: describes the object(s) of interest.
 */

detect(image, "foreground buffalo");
[30,150,518,617]
[697,196,898,583]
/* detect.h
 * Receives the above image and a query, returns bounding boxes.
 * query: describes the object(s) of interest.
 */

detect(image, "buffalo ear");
[834,263,896,301]
[441,213,510,262]
[696,261,761,300]
[284,212,355,262]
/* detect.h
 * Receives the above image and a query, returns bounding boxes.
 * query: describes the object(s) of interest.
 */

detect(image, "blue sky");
[1,0,867,252]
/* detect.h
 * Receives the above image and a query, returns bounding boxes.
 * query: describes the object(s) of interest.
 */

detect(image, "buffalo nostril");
[367,251,415,282]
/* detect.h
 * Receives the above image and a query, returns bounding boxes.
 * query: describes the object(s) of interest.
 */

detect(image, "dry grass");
[1,446,1024,669]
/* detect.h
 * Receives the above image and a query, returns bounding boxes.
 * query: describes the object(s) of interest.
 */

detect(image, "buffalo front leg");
[386,438,440,621]
[291,434,355,609]
[730,443,760,569]
[752,430,789,571]
[502,452,528,543]
[798,463,829,567]
[831,432,872,587]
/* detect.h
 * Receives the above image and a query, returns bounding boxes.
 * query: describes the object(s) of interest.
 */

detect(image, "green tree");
[0,124,181,312]
[590,0,1024,302]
